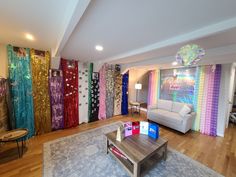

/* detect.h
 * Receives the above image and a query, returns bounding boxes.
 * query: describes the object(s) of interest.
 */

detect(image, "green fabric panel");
[88,63,93,121]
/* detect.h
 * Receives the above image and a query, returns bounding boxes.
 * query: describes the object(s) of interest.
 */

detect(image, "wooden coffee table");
[105,131,168,177]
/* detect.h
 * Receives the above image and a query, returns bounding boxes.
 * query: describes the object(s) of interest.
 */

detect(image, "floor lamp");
[135,82,142,102]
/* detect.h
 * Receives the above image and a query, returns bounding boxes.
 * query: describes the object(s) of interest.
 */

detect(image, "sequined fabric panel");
[61,59,79,128]
[31,49,51,135]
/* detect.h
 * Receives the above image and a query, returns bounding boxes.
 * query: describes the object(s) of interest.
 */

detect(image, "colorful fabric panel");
[78,62,89,124]
[49,69,64,130]
[31,49,51,135]
[7,45,35,138]
[61,59,79,128]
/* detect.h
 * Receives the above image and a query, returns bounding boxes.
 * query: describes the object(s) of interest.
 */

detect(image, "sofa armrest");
[183,112,196,120]
[148,104,158,111]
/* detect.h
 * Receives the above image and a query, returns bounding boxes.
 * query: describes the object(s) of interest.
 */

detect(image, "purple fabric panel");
[204,66,215,135]
[210,65,221,136]
[49,69,64,130]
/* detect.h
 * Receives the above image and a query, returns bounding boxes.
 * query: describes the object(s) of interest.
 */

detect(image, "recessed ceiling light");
[95,45,103,51]
[25,33,34,41]
[172,61,178,66]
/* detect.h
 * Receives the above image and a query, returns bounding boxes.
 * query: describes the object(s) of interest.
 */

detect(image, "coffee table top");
[105,131,168,164]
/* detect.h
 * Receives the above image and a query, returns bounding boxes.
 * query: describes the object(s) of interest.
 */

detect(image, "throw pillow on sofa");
[179,105,191,117]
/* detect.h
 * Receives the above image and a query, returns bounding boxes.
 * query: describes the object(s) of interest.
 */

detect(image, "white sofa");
[147,99,196,133]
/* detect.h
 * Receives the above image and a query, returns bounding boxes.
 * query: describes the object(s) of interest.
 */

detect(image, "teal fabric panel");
[7,45,35,138]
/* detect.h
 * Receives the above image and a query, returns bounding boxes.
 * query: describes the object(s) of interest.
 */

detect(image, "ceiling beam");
[103,17,236,64]
[52,0,91,57]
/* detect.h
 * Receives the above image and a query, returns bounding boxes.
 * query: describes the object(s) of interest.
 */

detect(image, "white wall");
[0,44,8,78]
[128,68,150,103]
[217,64,232,136]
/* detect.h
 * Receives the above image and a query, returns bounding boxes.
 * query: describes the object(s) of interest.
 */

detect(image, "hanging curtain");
[61,58,79,128]
[0,78,9,132]
[113,65,122,116]
[78,62,89,124]
[31,49,51,135]
[89,72,99,122]
[7,45,35,138]
[87,63,93,122]
[98,64,107,120]
[147,70,158,107]
[192,65,221,136]
[210,65,221,136]
[121,72,129,115]
[106,64,115,118]
[49,69,64,130]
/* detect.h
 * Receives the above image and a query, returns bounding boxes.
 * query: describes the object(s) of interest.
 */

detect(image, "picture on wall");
[160,67,196,104]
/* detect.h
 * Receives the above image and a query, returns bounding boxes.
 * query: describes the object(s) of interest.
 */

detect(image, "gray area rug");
[43,122,224,177]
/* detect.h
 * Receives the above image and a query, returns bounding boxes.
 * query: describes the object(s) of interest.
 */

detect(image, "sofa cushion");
[149,109,183,125]
[157,99,172,111]
[172,101,193,113]
[179,105,191,117]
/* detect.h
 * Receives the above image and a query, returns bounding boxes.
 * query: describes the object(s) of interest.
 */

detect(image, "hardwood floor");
[0,112,235,177]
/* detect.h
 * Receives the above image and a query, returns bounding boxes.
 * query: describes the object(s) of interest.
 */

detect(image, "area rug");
[43,122,224,177]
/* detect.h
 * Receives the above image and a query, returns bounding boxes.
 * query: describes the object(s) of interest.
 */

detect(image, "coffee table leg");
[106,138,109,154]
[133,163,140,177]
[163,143,167,160]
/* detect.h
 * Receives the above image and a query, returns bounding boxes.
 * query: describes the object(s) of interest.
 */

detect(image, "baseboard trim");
[216,133,224,137]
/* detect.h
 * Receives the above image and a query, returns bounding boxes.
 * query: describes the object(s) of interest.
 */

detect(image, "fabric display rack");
[98,63,129,120]
[4,44,129,139]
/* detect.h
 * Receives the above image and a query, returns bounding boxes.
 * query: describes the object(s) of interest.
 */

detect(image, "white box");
[140,121,149,135]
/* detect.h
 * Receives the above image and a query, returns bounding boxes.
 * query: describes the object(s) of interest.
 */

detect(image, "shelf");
[108,146,134,176]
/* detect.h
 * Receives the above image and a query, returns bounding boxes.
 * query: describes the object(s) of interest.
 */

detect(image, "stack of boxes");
[123,121,159,139]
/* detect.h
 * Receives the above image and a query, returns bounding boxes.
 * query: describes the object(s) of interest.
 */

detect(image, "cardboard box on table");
[148,123,159,139]
[132,121,140,135]
[124,122,132,137]
[140,121,149,135]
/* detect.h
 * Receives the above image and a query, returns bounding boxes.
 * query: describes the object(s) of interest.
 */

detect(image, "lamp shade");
[135,83,142,90]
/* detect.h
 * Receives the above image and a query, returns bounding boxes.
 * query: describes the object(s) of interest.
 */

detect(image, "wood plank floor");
[0,112,235,177]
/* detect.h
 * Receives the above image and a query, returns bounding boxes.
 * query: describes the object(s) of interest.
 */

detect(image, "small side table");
[129,101,141,116]
[0,128,29,158]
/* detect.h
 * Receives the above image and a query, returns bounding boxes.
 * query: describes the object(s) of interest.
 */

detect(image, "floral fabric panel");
[49,69,64,130]
[61,59,79,128]
[98,64,107,120]
[7,45,35,138]
[105,64,115,118]
[113,65,122,116]
[31,49,51,135]
[78,62,89,124]
[89,72,99,122]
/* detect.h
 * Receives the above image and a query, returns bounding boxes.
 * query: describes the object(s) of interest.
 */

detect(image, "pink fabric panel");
[98,64,107,119]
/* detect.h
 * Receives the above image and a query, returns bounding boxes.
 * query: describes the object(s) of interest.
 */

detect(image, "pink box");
[124,122,132,137]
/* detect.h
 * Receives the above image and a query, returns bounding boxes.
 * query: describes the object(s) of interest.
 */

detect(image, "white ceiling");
[61,0,236,65]
[0,0,81,51]
[1,0,236,66]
